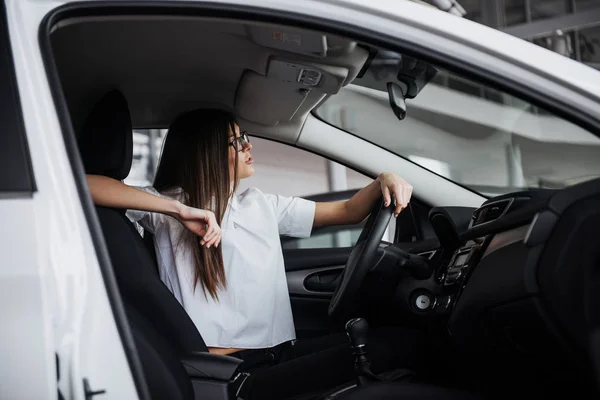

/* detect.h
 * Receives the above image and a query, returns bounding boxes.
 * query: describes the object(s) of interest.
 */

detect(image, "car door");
[282,190,366,338]
[6,1,148,398]
[17,0,600,399]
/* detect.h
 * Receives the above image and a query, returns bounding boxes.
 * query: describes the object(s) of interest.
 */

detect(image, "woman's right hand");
[176,203,222,248]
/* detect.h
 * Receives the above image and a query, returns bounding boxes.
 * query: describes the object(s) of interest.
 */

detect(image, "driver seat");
[77,90,481,400]
[78,90,209,356]
[78,90,222,400]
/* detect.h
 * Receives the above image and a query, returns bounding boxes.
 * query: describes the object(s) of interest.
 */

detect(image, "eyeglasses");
[229,131,250,152]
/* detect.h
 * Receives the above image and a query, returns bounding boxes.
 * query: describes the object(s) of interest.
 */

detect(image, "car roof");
[44,0,600,140]
[49,0,599,99]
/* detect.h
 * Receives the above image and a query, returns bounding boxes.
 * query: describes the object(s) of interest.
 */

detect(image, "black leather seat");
[78,90,210,356]
[78,90,244,400]
[77,90,481,400]
[124,303,196,399]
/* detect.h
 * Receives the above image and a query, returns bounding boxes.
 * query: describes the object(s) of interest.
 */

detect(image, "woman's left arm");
[313,172,413,228]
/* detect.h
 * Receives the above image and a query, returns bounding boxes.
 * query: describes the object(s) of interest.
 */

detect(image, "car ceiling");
[49,16,370,142]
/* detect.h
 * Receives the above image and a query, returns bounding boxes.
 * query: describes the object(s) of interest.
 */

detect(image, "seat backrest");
[523,178,600,395]
[96,206,209,353]
[78,90,208,354]
[125,301,194,400]
[535,180,600,375]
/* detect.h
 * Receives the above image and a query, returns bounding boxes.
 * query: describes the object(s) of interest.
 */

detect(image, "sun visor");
[235,59,347,125]
[235,71,309,125]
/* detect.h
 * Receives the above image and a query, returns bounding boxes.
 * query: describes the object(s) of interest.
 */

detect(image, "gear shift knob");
[345,318,381,385]
[345,317,369,349]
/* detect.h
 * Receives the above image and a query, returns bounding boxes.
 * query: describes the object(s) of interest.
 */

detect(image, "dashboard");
[439,189,555,337]
[416,181,600,395]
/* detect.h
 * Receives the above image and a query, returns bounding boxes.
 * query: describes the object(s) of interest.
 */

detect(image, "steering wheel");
[328,197,393,320]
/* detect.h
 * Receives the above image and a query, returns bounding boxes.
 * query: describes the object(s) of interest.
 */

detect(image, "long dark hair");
[154,109,238,300]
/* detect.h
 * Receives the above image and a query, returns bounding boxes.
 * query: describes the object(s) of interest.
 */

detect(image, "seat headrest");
[78,90,133,180]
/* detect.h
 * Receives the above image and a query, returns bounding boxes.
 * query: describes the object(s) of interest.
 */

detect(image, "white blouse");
[126,186,316,349]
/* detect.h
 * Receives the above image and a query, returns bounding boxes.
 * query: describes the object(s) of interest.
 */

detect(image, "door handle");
[304,269,342,292]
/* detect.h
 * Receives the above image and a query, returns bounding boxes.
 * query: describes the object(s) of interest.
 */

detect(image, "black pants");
[235,327,427,400]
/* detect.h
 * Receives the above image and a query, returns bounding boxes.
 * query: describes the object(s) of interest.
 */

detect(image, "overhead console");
[246,26,357,58]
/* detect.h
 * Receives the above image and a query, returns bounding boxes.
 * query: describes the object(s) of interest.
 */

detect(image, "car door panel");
[287,265,344,297]
[284,248,349,337]
[287,265,344,337]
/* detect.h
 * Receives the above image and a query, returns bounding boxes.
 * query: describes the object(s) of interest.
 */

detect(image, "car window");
[235,138,386,249]
[0,5,35,194]
[236,137,372,198]
[314,51,600,198]
[125,129,167,187]
[281,221,366,250]
[126,133,373,197]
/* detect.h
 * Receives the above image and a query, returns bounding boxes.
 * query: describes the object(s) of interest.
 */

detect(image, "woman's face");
[228,123,254,181]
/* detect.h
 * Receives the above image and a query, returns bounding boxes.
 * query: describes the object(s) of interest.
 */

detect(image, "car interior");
[44,4,600,400]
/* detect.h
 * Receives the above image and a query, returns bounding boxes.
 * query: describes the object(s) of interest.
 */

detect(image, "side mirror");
[387,82,407,121]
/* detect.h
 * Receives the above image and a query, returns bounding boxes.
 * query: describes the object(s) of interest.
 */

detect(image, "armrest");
[181,351,243,381]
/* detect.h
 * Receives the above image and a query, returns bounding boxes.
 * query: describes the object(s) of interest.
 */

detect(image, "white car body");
[2,0,599,399]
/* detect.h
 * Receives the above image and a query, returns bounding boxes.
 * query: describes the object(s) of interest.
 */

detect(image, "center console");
[441,243,479,287]
[431,241,482,314]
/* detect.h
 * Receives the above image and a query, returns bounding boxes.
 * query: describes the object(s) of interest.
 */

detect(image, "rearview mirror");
[387,82,407,121]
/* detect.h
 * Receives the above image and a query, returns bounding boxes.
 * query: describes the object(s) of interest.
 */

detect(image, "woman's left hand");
[378,172,413,217]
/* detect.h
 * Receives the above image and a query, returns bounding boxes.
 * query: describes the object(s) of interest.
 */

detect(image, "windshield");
[315,51,600,197]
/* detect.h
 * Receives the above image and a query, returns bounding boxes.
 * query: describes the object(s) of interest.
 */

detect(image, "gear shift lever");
[345,318,382,385]
[346,318,368,349]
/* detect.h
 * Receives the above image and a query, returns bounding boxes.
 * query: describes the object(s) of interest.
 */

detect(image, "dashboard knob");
[414,294,432,310]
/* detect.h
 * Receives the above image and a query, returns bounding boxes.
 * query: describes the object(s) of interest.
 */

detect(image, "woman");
[87,109,419,396]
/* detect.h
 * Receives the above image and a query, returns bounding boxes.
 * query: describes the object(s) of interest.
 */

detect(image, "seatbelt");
[233,372,251,400]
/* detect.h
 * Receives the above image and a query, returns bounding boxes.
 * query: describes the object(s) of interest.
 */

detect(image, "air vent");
[471,199,513,227]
